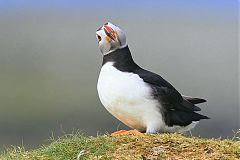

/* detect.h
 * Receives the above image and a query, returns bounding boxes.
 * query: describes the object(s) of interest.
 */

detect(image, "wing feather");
[136,69,201,111]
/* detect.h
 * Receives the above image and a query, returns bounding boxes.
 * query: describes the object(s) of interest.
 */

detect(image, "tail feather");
[182,95,207,104]
[169,110,209,126]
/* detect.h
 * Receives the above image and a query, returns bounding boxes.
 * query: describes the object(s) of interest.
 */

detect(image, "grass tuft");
[1,132,240,160]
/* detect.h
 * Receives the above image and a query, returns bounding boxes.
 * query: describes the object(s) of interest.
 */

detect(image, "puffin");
[96,22,209,134]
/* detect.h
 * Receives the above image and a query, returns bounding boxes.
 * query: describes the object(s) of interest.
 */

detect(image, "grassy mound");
[1,133,240,160]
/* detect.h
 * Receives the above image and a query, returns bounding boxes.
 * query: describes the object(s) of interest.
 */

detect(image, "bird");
[96,22,209,135]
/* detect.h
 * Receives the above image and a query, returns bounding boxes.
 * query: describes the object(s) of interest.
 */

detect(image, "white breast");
[97,62,198,133]
[97,62,164,132]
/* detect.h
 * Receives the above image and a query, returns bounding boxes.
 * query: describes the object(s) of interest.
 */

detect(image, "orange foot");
[111,129,144,136]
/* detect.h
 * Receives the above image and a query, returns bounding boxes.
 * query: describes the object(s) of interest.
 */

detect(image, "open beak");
[103,24,116,41]
[96,34,101,42]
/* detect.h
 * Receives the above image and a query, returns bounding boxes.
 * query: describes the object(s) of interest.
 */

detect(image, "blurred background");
[0,0,238,150]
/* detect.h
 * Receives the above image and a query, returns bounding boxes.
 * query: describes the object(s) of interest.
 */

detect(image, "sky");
[0,0,237,16]
[0,0,236,9]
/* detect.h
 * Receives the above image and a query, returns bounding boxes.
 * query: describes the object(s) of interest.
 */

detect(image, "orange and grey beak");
[103,24,116,41]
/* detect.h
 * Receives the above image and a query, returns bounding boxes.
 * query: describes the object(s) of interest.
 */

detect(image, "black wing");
[135,68,201,112]
[135,68,209,126]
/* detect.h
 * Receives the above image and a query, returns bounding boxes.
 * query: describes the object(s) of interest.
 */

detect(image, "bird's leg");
[111,129,144,136]
[145,122,161,134]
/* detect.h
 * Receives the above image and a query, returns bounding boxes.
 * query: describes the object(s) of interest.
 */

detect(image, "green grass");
[1,132,240,160]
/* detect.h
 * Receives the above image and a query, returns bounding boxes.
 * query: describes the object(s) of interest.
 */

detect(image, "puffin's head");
[96,22,126,55]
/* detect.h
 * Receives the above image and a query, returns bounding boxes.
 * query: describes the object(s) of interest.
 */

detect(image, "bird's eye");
[97,35,102,41]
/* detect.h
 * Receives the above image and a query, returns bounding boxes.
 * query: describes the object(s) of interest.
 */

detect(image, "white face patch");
[96,22,127,55]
